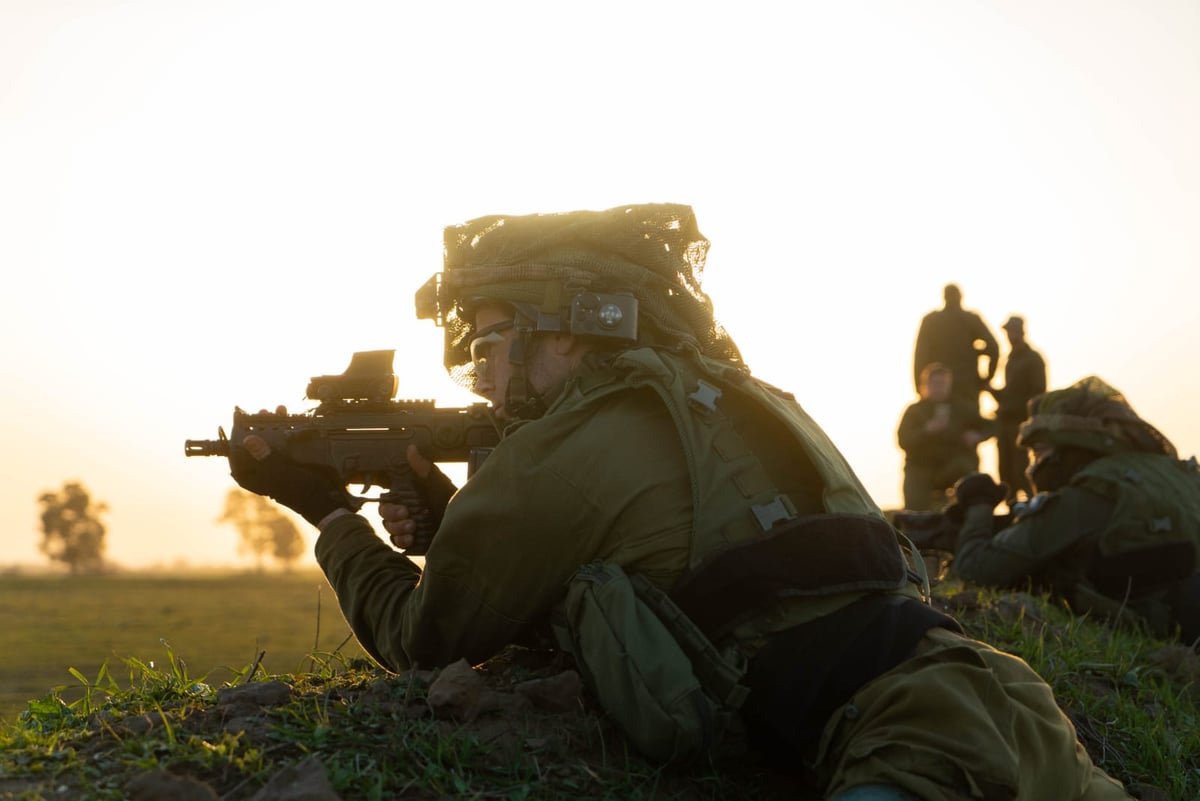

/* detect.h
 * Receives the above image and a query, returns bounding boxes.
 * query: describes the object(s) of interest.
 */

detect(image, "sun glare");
[1,2,1197,568]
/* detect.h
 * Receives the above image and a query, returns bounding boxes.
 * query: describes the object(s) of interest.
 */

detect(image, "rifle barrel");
[184,439,230,457]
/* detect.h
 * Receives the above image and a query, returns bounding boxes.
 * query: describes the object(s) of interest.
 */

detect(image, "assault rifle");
[185,349,499,554]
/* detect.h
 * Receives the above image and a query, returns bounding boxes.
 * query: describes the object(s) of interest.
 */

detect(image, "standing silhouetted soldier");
[913,284,999,415]
[988,315,1047,503]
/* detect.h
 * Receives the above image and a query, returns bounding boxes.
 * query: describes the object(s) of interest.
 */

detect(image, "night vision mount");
[535,290,638,342]
[416,273,639,343]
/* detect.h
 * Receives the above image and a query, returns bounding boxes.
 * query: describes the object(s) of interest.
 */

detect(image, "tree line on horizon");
[35,481,305,573]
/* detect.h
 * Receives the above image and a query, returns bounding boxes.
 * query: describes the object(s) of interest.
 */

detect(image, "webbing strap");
[630,573,748,709]
[683,376,798,532]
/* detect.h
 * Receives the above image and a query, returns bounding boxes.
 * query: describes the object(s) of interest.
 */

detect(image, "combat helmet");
[414,203,742,418]
[1017,376,1176,458]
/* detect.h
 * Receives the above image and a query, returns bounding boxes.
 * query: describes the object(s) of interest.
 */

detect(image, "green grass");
[0,572,1197,799]
[0,640,774,800]
[0,570,368,724]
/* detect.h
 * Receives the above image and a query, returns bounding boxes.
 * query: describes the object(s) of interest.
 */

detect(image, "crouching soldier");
[950,376,1200,646]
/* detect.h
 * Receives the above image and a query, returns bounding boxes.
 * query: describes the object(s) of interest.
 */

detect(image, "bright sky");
[2,1,1197,569]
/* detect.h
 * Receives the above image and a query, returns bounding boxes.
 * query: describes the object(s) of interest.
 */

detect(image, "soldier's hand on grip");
[230,434,353,527]
[409,445,457,527]
[379,444,458,553]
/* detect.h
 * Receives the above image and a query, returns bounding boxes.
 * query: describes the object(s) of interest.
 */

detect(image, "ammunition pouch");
[551,563,748,764]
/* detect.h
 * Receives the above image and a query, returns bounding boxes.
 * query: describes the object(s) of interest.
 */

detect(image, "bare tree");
[217,489,305,571]
[38,481,108,574]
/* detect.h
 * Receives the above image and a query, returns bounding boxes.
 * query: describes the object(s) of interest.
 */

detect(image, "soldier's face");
[471,304,519,417]
[471,302,585,420]
[1026,443,1054,491]
[924,372,952,402]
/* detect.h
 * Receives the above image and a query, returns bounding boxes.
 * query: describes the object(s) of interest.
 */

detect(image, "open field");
[0,569,369,724]
[2,575,1197,799]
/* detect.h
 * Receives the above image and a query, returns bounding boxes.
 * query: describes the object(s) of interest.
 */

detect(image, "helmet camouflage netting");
[416,203,742,388]
[1017,375,1177,458]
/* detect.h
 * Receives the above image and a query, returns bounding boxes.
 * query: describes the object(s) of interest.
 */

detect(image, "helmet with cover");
[1017,376,1176,458]
[415,203,742,402]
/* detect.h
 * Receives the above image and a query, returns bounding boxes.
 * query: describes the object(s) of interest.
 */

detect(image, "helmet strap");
[503,332,551,421]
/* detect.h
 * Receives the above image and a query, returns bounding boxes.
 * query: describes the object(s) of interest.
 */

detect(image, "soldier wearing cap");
[951,376,1200,644]
[987,315,1047,503]
[229,204,1131,800]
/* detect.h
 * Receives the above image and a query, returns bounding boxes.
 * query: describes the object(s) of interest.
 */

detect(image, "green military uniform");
[897,396,989,511]
[314,207,1128,800]
[318,345,1128,800]
[953,450,1200,640]
[317,339,920,668]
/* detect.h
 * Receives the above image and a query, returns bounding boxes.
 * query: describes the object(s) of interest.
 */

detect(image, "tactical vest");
[1070,452,1200,603]
[1071,452,1200,557]
[573,346,916,639]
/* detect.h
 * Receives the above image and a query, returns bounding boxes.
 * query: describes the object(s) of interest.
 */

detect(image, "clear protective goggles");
[468,320,515,381]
